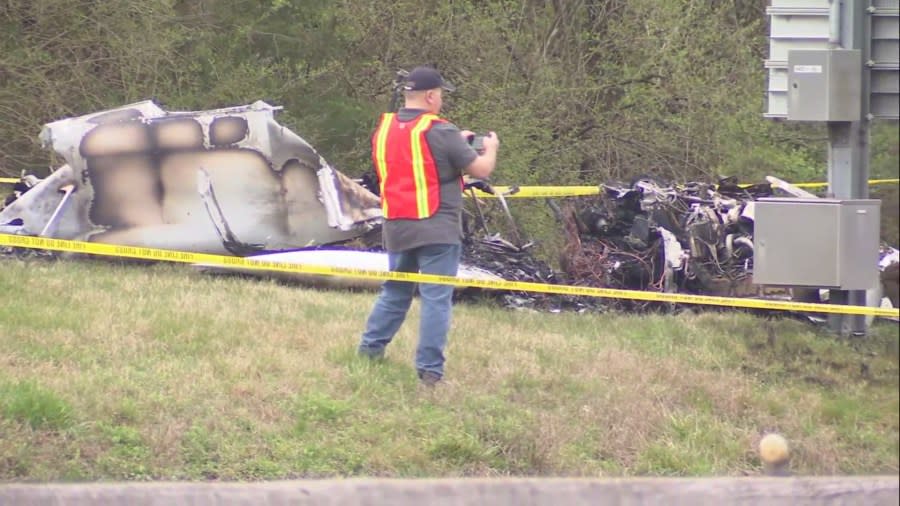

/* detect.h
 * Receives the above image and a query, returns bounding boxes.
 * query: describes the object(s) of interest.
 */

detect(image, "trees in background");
[2,0,896,239]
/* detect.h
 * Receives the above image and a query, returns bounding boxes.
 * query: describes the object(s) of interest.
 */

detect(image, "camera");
[466,133,487,153]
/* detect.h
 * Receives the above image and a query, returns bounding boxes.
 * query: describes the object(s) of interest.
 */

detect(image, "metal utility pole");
[827,0,870,335]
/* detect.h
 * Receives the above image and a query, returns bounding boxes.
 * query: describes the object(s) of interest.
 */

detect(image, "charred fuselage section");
[0,101,382,254]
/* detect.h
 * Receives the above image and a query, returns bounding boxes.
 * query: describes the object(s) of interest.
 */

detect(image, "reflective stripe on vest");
[371,112,445,219]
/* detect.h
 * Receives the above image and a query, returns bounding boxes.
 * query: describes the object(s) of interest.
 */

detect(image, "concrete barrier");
[1,477,898,506]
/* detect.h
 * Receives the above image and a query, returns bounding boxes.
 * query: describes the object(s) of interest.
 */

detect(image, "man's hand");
[463,131,499,180]
[481,131,499,152]
[460,130,499,151]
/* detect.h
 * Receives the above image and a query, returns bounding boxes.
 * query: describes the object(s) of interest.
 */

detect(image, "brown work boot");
[418,370,442,388]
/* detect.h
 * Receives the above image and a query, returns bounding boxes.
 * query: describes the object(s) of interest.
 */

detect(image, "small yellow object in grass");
[759,433,790,466]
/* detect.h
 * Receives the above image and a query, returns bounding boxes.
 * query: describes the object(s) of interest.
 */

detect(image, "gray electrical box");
[753,198,880,289]
[787,49,862,121]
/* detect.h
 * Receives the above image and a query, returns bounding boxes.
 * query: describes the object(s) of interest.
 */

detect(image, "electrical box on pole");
[766,0,899,120]
[766,0,833,119]
[763,0,899,336]
[753,198,881,289]
[788,49,862,120]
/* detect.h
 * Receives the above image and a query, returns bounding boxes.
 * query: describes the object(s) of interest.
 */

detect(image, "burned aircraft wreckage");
[1,101,897,315]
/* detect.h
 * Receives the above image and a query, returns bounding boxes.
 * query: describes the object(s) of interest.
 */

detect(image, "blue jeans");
[358,243,461,378]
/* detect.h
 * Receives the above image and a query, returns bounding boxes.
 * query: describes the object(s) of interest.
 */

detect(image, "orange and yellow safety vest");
[371,112,446,220]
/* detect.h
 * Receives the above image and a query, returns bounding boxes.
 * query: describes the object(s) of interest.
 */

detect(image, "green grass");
[0,257,897,480]
[0,380,73,430]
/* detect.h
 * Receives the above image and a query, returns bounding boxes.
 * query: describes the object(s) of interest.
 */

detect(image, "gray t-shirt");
[381,108,478,252]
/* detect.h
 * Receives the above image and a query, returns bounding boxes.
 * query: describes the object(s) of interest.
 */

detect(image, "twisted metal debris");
[450,177,771,311]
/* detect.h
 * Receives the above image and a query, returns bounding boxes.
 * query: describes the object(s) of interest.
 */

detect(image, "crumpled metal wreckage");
[1,100,897,316]
[559,177,765,300]
[0,99,499,288]
[550,175,898,316]
[1,100,380,251]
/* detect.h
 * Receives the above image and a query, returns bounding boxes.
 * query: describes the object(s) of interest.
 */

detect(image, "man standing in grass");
[358,66,499,387]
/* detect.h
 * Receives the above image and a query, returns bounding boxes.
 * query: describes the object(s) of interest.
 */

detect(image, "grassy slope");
[0,257,897,480]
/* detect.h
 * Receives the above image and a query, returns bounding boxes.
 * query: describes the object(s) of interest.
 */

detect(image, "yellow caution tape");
[1,233,896,318]
[474,186,603,198]
[790,178,899,189]
[4,177,897,191]
[469,179,900,198]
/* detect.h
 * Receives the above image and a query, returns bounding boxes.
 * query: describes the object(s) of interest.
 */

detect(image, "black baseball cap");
[402,66,456,92]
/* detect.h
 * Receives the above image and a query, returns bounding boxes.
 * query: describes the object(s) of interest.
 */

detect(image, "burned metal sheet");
[0,100,382,254]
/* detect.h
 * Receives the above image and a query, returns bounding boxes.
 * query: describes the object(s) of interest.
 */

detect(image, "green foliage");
[2,0,874,184]
[293,392,352,434]
[0,379,74,430]
[634,412,744,475]
[96,422,152,479]
[0,0,193,170]
[1,0,896,242]
[181,423,221,478]
[872,123,900,180]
